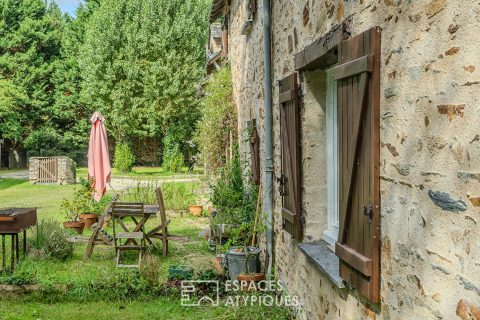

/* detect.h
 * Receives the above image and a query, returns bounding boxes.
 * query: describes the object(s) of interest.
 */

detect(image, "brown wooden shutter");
[279,73,302,240]
[248,0,257,15]
[333,27,381,303]
[248,119,260,185]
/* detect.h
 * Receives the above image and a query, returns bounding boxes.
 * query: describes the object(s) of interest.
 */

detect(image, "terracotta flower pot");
[188,205,203,216]
[236,273,265,291]
[79,213,98,229]
[236,272,265,282]
[63,221,85,234]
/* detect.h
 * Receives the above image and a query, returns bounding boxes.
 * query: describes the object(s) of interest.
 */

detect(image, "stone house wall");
[227,0,480,319]
[29,157,75,185]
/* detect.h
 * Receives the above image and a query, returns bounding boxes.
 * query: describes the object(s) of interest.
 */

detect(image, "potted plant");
[77,178,98,229]
[186,184,203,216]
[61,178,96,234]
[61,197,85,234]
[188,204,203,216]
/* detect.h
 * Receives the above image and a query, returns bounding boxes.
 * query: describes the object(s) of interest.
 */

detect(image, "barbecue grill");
[0,208,37,273]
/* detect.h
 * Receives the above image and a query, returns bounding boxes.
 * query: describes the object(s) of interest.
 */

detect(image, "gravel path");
[0,169,200,191]
[0,170,29,180]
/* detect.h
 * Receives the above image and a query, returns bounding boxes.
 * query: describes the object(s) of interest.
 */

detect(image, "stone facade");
[221,0,480,319]
[29,157,75,185]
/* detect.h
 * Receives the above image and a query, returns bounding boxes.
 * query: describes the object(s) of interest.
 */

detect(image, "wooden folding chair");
[112,202,146,268]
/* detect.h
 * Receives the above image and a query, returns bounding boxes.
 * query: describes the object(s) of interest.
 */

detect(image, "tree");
[79,0,210,159]
[49,0,100,157]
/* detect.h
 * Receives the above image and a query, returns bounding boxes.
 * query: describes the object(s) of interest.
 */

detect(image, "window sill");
[297,241,345,289]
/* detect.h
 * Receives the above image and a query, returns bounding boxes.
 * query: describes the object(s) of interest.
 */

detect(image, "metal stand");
[0,230,27,274]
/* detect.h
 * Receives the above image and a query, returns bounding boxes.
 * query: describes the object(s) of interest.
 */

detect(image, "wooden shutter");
[333,27,381,303]
[248,0,257,15]
[279,73,302,240]
[248,119,260,185]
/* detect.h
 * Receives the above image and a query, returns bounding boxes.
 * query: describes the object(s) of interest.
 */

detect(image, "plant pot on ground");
[236,272,265,282]
[188,205,203,216]
[63,221,85,234]
[79,213,98,229]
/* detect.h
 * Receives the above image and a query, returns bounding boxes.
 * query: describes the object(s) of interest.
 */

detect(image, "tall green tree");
[79,0,210,155]
[0,0,99,159]
[49,0,99,156]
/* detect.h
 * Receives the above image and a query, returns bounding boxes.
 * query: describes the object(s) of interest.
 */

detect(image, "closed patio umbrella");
[87,111,111,201]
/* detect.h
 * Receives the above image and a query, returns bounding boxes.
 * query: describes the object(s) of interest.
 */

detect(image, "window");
[323,67,339,246]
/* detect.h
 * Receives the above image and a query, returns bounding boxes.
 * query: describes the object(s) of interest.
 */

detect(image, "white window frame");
[323,67,339,246]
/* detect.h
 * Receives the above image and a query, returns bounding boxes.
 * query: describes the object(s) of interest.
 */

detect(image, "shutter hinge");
[300,215,305,226]
[363,205,373,224]
[277,175,286,196]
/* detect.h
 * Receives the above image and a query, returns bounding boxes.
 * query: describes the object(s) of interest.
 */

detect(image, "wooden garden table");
[108,204,162,245]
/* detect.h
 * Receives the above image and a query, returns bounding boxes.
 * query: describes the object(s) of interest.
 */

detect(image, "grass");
[0,299,291,320]
[76,166,203,180]
[0,178,212,285]
[0,179,75,220]
[0,178,291,319]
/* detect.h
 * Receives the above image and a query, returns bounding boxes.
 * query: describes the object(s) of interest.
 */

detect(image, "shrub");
[28,220,74,261]
[211,146,259,248]
[114,142,136,173]
[195,66,237,173]
[162,134,184,173]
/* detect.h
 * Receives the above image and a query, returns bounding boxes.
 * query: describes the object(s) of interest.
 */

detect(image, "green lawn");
[0,178,212,286]
[0,179,75,220]
[76,166,203,180]
[0,179,291,319]
[0,299,291,320]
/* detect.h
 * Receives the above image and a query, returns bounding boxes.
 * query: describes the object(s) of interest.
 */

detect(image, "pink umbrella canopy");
[87,111,111,201]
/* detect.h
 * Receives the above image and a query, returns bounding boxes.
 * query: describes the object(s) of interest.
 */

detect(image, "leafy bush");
[211,146,259,248]
[28,220,74,261]
[162,134,184,173]
[195,66,237,173]
[114,142,136,173]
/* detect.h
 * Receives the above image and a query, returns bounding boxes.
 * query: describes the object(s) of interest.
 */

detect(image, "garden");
[0,0,293,318]
[0,164,291,319]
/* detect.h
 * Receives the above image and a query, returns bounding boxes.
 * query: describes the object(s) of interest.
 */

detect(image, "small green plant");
[61,177,95,221]
[28,219,74,261]
[162,134,184,173]
[91,194,113,215]
[114,141,136,173]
